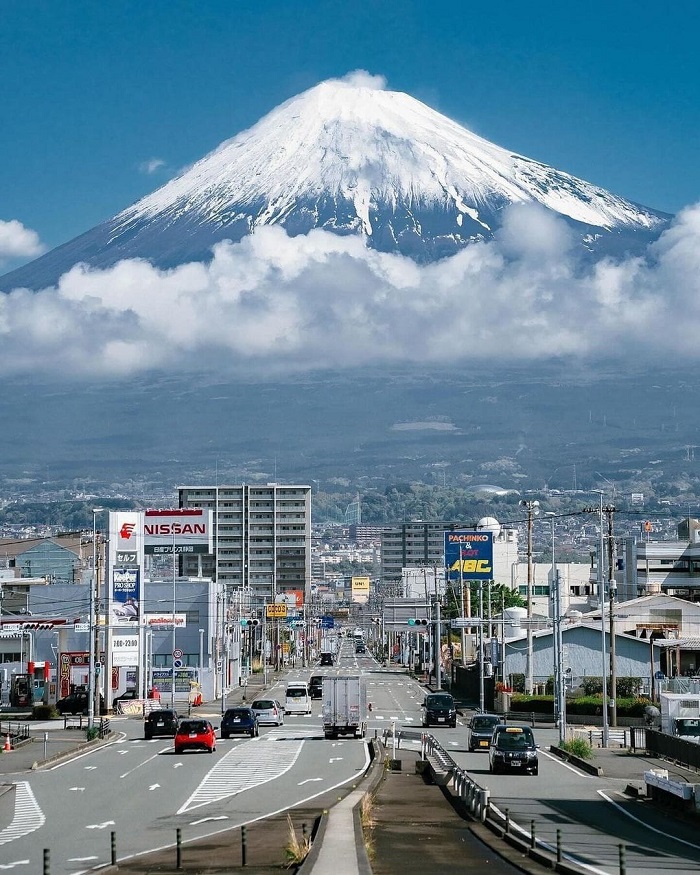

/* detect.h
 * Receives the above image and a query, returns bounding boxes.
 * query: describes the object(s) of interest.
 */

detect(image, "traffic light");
[407,618,428,627]
[240,618,260,628]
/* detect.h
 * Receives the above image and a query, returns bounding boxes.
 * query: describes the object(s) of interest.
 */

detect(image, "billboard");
[143,508,213,554]
[143,613,187,630]
[351,575,371,603]
[111,567,140,623]
[112,633,139,667]
[444,531,494,581]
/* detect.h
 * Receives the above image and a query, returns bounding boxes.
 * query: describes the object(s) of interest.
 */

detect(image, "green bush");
[579,677,643,698]
[510,695,554,715]
[32,704,58,720]
[560,738,592,759]
[86,726,100,742]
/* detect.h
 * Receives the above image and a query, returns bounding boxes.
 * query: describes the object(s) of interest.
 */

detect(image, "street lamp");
[88,507,104,730]
[520,499,540,695]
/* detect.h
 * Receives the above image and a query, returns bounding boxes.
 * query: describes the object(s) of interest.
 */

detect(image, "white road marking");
[120,748,170,779]
[190,815,228,826]
[86,821,115,830]
[84,766,97,770]
[69,787,85,792]
[329,757,343,763]
[298,778,323,785]
[0,861,29,869]
[149,783,160,790]
[67,857,98,863]
[0,783,46,847]
[174,762,183,768]
[178,735,304,813]
[598,789,700,851]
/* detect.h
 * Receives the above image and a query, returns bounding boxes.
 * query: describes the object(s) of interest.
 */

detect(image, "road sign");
[321,615,334,628]
[173,659,183,669]
[73,622,89,632]
[266,603,288,619]
[451,617,482,628]
[172,648,183,659]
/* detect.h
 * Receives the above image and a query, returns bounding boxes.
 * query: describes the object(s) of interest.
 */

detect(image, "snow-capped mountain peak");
[1,75,670,291]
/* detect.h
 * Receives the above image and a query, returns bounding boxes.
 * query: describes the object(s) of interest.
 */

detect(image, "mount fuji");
[1,75,670,292]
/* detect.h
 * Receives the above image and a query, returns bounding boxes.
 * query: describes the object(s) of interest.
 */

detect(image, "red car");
[174,718,217,754]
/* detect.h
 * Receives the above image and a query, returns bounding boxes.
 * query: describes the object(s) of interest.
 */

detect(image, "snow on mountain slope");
[117,78,663,234]
[1,76,670,292]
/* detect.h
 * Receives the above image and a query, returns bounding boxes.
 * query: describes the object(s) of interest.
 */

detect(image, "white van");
[285,682,312,715]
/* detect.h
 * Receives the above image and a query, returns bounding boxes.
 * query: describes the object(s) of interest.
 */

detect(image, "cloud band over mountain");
[0,201,698,379]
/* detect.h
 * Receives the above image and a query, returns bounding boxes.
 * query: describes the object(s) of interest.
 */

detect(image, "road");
[7,639,700,875]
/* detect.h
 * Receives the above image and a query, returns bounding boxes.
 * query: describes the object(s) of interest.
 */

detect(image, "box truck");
[322,675,366,739]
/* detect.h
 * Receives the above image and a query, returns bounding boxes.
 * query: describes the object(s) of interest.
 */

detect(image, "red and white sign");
[143,508,213,554]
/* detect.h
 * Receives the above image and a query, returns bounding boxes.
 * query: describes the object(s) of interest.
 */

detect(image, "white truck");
[660,692,700,740]
[322,675,367,739]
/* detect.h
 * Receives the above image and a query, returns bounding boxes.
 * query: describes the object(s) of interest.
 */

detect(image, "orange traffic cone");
[3,734,12,752]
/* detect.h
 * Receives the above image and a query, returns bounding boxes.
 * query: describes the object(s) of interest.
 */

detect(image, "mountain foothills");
[0,77,669,290]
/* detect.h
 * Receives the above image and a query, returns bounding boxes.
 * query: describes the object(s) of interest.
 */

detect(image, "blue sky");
[1,0,698,268]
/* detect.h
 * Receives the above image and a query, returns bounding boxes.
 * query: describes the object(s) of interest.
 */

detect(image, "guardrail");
[418,733,613,873]
[570,726,647,750]
[0,720,30,743]
[646,728,700,770]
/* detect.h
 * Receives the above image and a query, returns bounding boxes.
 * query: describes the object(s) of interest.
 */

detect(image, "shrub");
[560,738,592,760]
[510,695,554,715]
[32,704,58,720]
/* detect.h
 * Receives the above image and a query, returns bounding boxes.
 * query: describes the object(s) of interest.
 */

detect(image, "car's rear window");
[226,709,252,718]
[180,720,207,733]
[252,700,275,709]
[472,716,499,730]
[286,688,308,698]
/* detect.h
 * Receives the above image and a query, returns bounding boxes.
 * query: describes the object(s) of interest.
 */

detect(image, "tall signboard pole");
[444,529,494,694]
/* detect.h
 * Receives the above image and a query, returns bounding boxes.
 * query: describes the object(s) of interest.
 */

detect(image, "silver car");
[251,697,285,726]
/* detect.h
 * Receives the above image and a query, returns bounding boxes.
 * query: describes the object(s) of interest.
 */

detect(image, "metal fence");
[645,728,700,770]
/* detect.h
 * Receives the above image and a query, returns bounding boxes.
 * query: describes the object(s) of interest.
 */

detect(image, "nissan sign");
[143,508,213,554]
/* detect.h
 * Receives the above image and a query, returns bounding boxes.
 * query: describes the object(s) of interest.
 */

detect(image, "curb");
[30,732,119,770]
[549,744,603,776]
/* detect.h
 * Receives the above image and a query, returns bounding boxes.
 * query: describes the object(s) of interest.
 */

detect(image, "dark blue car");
[220,706,259,738]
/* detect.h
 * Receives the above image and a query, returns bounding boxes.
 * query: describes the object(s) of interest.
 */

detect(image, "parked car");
[56,690,105,716]
[489,724,539,775]
[285,682,312,715]
[221,706,259,738]
[251,698,284,726]
[144,709,179,739]
[421,692,457,728]
[174,718,217,754]
[113,689,139,710]
[468,713,501,751]
[309,675,323,699]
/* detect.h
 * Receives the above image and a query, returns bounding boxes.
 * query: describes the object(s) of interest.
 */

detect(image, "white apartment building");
[617,518,700,601]
[177,484,311,605]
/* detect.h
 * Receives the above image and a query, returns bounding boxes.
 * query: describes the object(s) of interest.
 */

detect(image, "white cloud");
[0,219,45,260]
[139,158,166,175]
[338,70,387,90]
[1,201,700,379]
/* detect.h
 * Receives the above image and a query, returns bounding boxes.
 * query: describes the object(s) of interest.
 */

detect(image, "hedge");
[510,694,651,718]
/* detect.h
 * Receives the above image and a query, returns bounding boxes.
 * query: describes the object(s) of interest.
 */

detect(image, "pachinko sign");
[444,530,493,581]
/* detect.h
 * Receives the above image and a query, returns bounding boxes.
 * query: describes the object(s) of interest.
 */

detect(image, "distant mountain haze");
[0,76,669,291]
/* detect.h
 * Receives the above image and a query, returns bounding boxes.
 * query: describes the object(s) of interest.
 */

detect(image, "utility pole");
[604,504,617,728]
[584,492,609,747]
[520,500,539,695]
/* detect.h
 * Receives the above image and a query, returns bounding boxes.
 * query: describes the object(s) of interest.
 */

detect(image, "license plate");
[438,717,445,722]
[156,720,164,726]
[510,761,522,767]
[189,732,197,738]
[233,718,241,722]
[479,741,488,747]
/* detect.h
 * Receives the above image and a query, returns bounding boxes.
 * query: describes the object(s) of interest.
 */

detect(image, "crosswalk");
[177,731,304,813]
